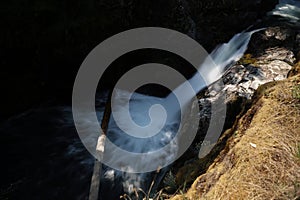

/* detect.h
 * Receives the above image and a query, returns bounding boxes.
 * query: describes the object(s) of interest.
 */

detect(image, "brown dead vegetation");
[170,63,300,200]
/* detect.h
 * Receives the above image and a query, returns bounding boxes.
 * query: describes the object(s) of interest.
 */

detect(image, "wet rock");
[265,26,293,41]
[257,46,295,64]
[197,29,296,139]
[173,27,297,188]
[248,26,297,56]
[183,27,297,143]
[172,72,300,200]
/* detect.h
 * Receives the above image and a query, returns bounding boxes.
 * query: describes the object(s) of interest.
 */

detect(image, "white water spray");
[99,28,262,199]
[166,29,263,111]
[268,0,300,23]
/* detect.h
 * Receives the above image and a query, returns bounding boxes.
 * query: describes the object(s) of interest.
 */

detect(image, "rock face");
[171,64,300,200]
[170,0,300,193]
[1,0,294,199]
[185,71,300,199]
[222,48,294,99]
[173,26,299,191]
[197,26,296,145]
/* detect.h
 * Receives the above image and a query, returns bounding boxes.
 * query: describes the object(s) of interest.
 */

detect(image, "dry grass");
[170,73,300,200]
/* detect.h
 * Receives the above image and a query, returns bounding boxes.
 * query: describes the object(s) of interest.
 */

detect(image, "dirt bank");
[171,63,300,199]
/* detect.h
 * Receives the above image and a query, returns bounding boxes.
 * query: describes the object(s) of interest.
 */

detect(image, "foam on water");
[98,28,263,199]
[268,0,300,23]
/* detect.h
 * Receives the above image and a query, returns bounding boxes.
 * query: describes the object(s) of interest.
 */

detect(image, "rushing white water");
[166,29,262,110]
[1,1,300,200]
[104,30,262,165]
[268,0,300,23]
[98,28,263,199]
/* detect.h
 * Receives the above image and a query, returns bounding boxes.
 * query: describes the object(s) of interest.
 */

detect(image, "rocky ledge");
[172,63,300,200]
[162,26,300,199]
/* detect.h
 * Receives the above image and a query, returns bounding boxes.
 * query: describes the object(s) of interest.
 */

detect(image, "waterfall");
[165,29,263,112]
[2,1,300,200]
[98,28,262,199]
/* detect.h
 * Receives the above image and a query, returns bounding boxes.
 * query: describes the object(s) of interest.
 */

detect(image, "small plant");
[173,181,189,200]
[163,171,177,193]
[295,143,300,159]
[179,182,189,200]
[120,168,167,200]
[237,54,257,65]
[292,84,300,100]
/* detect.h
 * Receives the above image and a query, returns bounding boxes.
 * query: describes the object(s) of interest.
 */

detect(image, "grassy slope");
[171,63,300,200]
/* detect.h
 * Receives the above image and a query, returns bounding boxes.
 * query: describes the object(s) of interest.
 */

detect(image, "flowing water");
[268,0,300,24]
[96,28,263,200]
[0,29,259,200]
[1,1,300,199]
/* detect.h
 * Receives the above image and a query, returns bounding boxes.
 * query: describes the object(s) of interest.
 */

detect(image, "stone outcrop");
[171,26,299,195]
[171,58,300,199]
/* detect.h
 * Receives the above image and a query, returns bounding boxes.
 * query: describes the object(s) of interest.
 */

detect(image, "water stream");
[98,1,300,196]
[268,0,300,24]
[98,28,262,200]
[1,1,299,199]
